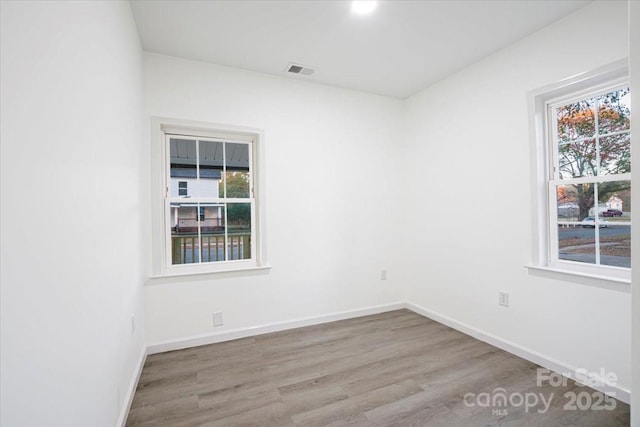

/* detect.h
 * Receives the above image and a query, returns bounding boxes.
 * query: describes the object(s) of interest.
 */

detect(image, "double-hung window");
[151,118,266,276]
[530,62,631,282]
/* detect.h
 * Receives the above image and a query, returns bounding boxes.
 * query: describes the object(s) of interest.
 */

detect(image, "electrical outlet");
[380,269,387,280]
[213,312,224,327]
[499,291,509,307]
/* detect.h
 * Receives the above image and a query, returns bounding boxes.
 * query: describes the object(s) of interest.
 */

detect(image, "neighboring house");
[170,167,224,233]
[170,167,220,197]
[606,195,623,211]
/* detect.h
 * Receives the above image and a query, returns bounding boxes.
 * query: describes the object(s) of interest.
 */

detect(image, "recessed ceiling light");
[351,1,377,15]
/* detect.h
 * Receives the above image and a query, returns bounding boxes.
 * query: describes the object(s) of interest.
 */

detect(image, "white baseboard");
[405,302,631,404]
[146,302,406,355]
[116,346,147,427]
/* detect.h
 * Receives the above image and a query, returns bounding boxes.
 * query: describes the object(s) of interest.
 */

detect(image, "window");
[530,61,631,283]
[151,118,267,276]
[178,181,188,196]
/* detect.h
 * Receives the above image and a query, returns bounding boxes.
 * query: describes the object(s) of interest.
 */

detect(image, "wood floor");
[126,310,629,426]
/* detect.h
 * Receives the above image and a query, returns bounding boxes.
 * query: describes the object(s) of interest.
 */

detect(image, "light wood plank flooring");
[126,309,629,426]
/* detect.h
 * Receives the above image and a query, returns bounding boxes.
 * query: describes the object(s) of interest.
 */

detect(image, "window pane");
[200,203,225,263]
[557,183,595,265]
[598,180,630,220]
[171,203,200,265]
[558,224,595,265]
[198,203,224,232]
[557,99,595,142]
[600,133,630,175]
[223,171,251,198]
[557,184,581,222]
[198,141,223,198]
[557,181,631,268]
[169,138,197,197]
[558,139,596,179]
[597,88,631,135]
[600,224,630,268]
[225,143,250,198]
[557,183,595,223]
[227,203,251,260]
[598,181,630,269]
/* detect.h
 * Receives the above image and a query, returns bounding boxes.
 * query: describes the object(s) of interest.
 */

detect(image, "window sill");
[147,264,272,284]
[525,265,630,291]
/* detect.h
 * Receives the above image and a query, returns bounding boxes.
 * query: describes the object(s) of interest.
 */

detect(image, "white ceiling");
[130,0,591,99]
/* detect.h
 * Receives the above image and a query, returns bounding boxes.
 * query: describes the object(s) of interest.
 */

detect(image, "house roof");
[171,167,221,179]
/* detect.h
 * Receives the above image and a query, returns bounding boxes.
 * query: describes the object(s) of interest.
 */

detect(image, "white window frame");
[528,60,631,285]
[150,117,268,277]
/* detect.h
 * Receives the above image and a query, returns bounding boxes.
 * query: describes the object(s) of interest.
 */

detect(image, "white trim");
[158,117,262,141]
[147,264,272,282]
[526,264,630,288]
[146,302,406,354]
[629,3,640,425]
[116,346,147,427]
[529,60,628,103]
[545,76,629,110]
[405,302,630,404]
[551,173,632,186]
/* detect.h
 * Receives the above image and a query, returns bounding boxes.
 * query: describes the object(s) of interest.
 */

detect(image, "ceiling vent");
[285,62,315,76]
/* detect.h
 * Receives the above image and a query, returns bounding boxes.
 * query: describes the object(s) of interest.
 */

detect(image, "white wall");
[143,53,404,343]
[629,0,640,423]
[402,0,631,395]
[0,2,145,426]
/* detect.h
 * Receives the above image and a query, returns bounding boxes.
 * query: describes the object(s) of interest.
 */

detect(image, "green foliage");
[217,170,251,230]
[219,171,250,198]
[227,203,250,227]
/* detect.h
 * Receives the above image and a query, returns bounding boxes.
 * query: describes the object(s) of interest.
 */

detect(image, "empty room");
[1,0,640,426]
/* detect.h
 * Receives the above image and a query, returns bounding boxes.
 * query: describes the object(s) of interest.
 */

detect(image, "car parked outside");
[601,209,623,217]
[580,217,610,228]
